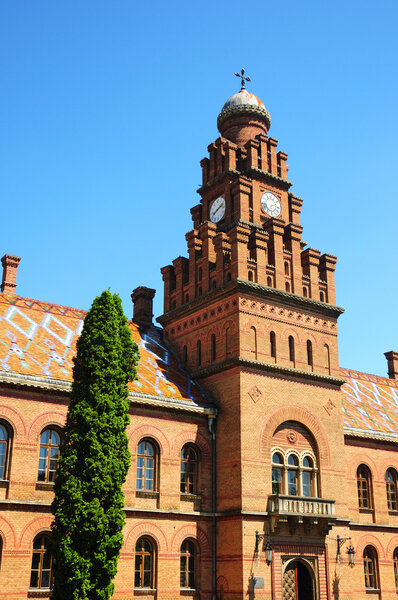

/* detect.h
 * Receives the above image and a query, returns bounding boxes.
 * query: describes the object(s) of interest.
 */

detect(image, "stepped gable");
[341,367,398,436]
[0,292,205,403]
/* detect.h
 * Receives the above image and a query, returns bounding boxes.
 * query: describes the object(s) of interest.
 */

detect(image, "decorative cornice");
[217,104,271,131]
[344,426,398,443]
[0,371,216,417]
[235,279,345,318]
[243,167,293,190]
[158,278,344,325]
[191,357,346,387]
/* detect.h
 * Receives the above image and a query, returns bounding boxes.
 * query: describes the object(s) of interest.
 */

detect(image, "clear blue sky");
[1,1,397,376]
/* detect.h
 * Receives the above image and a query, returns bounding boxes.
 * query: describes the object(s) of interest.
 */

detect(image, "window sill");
[133,589,156,594]
[36,482,55,491]
[365,588,380,594]
[28,589,51,597]
[389,510,398,515]
[181,493,202,501]
[0,479,9,488]
[135,491,159,499]
[359,508,374,514]
[180,588,200,595]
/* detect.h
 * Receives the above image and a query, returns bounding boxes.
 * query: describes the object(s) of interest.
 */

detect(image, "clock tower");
[158,77,347,600]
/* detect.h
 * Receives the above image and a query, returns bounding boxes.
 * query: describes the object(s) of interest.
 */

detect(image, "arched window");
[288,336,295,363]
[287,454,299,496]
[211,334,216,362]
[357,465,373,509]
[180,539,197,589]
[271,452,283,494]
[363,546,378,590]
[30,534,53,589]
[225,327,230,358]
[248,270,253,282]
[303,286,308,298]
[285,281,290,292]
[197,340,202,366]
[386,469,397,510]
[324,344,331,374]
[267,276,273,287]
[302,456,315,497]
[271,449,318,498]
[250,326,257,360]
[284,262,289,276]
[393,547,398,591]
[181,444,199,495]
[306,340,313,368]
[320,291,325,302]
[270,331,276,359]
[0,422,11,480]
[136,439,157,492]
[182,345,188,364]
[135,537,155,589]
[38,428,60,483]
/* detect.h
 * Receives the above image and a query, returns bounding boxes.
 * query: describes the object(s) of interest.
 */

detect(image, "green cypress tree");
[51,290,139,600]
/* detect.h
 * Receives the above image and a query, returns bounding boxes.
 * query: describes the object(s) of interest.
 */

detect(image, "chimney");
[385,351,398,380]
[131,286,156,326]
[1,254,21,294]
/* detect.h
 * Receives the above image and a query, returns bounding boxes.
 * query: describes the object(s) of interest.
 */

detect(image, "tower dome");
[217,77,271,146]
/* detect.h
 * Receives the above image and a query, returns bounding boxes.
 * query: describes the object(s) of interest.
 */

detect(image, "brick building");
[0,80,397,600]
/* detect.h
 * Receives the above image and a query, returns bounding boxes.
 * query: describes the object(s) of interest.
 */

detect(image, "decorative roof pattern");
[0,294,204,403]
[341,368,398,435]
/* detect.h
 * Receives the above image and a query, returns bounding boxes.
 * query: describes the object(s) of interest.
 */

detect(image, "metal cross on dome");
[235,68,251,89]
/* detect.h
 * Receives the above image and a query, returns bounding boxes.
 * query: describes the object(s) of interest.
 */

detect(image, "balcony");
[267,495,336,535]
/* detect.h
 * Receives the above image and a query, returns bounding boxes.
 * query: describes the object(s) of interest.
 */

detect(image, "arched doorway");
[283,560,315,600]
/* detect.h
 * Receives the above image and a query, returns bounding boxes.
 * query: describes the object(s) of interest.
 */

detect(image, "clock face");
[210,197,226,223]
[261,192,281,217]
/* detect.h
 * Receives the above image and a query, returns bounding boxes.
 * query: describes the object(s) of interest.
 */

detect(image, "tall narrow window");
[197,340,202,366]
[287,454,299,496]
[30,534,53,589]
[182,345,188,364]
[284,262,289,276]
[303,286,308,297]
[135,537,155,588]
[386,469,397,510]
[38,428,60,483]
[357,465,373,509]
[302,456,315,497]
[324,344,331,374]
[180,539,197,589]
[394,547,398,591]
[306,340,313,368]
[248,270,253,282]
[271,452,283,495]
[285,281,290,292]
[270,331,276,359]
[211,334,216,362]
[320,291,325,302]
[136,439,157,492]
[225,327,230,358]
[250,326,257,360]
[288,336,295,363]
[198,268,202,281]
[181,445,199,494]
[363,546,378,590]
[267,276,273,287]
[0,423,10,480]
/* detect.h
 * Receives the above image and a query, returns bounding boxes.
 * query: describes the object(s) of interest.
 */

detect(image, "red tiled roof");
[341,368,398,436]
[0,293,205,404]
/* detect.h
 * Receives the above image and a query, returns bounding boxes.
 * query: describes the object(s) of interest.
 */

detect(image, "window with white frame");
[271,449,318,497]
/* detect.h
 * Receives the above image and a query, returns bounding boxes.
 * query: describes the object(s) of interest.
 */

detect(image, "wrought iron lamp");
[255,531,273,565]
[336,535,355,567]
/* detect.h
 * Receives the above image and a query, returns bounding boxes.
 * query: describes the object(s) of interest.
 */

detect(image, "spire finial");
[235,68,251,90]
